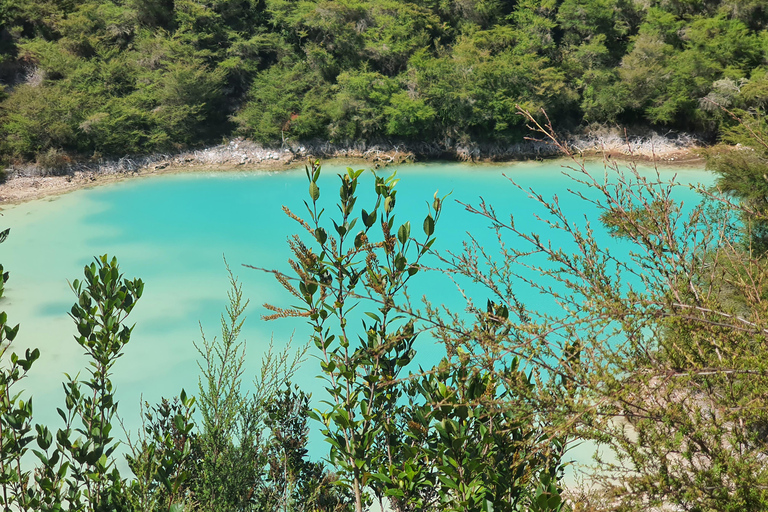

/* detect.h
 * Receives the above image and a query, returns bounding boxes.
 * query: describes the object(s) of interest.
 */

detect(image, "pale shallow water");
[0,160,713,483]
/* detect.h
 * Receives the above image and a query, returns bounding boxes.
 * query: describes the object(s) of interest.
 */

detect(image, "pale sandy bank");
[0,135,705,205]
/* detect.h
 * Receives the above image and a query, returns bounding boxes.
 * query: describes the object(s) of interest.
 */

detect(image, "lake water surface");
[0,160,714,481]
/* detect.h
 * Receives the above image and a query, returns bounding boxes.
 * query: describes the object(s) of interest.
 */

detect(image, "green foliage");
[122,263,350,512]
[0,227,36,511]
[261,384,353,512]
[326,70,398,142]
[234,62,330,143]
[36,255,143,512]
[706,113,768,252]
[0,314,38,511]
[125,393,196,512]
[0,248,346,512]
[384,91,437,139]
[268,161,566,512]
[1,255,144,512]
[283,162,437,511]
[1,82,86,161]
[446,109,768,511]
[402,357,567,512]
[186,265,273,511]
[4,0,768,161]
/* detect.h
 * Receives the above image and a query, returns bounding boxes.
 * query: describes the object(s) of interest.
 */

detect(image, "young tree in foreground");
[35,256,144,512]
[126,264,352,512]
[264,161,568,512]
[0,243,344,512]
[0,225,39,512]
[0,255,144,512]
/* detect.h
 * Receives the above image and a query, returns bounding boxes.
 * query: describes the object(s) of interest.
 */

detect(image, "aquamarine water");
[0,160,714,480]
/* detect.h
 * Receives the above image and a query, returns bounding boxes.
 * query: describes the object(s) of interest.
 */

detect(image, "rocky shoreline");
[0,133,706,205]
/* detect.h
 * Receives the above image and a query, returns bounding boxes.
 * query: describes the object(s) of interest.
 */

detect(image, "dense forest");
[1,0,768,165]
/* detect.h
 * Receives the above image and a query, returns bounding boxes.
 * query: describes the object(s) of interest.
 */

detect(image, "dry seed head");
[282,206,313,234]
[289,235,318,272]
[385,234,396,254]
[262,303,310,321]
[366,251,379,270]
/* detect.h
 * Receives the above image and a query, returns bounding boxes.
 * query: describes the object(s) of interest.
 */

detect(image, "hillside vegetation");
[1,0,768,165]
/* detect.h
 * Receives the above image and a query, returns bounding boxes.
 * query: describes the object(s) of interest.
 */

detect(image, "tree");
[34,256,144,512]
[706,110,768,253]
[0,225,39,511]
[0,255,145,512]
[124,263,351,512]
[434,108,768,511]
[265,160,567,512]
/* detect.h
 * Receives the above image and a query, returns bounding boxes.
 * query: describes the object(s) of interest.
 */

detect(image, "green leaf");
[395,254,406,271]
[423,214,435,236]
[385,196,395,214]
[363,208,377,228]
[398,222,411,245]
[315,227,328,244]
[309,181,320,202]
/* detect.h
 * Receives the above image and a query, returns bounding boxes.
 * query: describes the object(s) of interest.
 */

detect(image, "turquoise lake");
[0,160,714,480]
